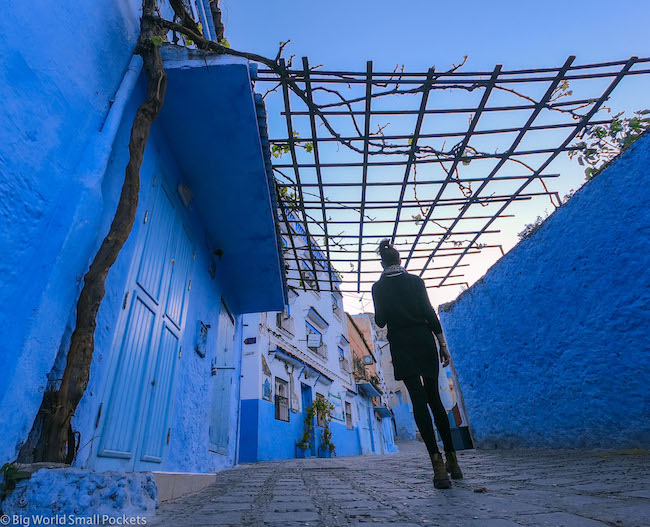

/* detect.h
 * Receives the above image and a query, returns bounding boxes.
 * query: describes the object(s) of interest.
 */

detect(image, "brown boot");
[430,452,452,489]
[445,450,463,479]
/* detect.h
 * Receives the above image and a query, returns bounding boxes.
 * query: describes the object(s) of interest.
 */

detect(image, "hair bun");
[378,238,392,254]
[377,238,401,265]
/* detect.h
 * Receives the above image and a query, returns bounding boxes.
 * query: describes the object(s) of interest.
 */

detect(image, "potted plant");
[318,426,336,458]
[296,403,317,458]
[312,396,336,458]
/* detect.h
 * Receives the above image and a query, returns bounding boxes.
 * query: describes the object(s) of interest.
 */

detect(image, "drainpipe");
[101,55,144,139]
[79,54,144,192]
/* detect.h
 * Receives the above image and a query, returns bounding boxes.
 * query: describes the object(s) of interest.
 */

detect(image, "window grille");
[338,346,350,372]
[331,294,341,318]
[345,401,353,430]
[275,378,289,422]
[299,260,318,290]
[276,310,295,336]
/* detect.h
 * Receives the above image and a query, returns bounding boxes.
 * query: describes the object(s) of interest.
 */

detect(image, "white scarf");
[382,264,407,277]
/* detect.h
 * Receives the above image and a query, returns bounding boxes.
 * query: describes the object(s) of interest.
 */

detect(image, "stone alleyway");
[150,441,649,527]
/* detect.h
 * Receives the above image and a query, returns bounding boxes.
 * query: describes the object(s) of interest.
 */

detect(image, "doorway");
[95,182,194,471]
[301,383,315,456]
[208,300,236,455]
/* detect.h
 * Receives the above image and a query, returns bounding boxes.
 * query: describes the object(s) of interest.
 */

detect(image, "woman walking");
[371,239,463,489]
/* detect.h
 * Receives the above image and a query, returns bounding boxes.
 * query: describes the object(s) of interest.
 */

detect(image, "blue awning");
[374,405,392,418]
[356,382,382,398]
[158,46,286,314]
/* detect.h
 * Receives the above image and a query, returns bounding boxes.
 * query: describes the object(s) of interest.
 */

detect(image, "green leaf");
[610,119,623,135]
[219,38,230,48]
[150,35,164,46]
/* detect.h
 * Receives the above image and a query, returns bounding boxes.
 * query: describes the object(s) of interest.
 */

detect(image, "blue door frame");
[301,383,315,456]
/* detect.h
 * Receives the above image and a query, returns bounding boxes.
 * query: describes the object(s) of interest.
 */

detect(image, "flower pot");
[317,446,332,458]
[296,445,311,458]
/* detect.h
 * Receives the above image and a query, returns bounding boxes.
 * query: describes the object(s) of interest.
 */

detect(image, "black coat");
[372,271,442,380]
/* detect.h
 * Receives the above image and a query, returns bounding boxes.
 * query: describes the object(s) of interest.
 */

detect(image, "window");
[345,401,353,430]
[331,294,341,318]
[396,390,403,405]
[299,260,317,290]
[275,378,289,422]
[338,346,349,372]
[306,322,326,358]
[316,393,326,427]
[276,309,295,336]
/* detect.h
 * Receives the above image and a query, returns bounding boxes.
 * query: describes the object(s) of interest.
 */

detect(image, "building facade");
[346,314,398,455]
[0,0,287,480]
[239,214,364,461]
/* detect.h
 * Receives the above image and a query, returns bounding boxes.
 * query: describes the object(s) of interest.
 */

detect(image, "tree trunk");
[20,3,167,464]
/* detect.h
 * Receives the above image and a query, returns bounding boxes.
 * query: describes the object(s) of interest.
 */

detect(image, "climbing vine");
[297,396,336,455]
[19,0,169,464]
[569,110,650,178]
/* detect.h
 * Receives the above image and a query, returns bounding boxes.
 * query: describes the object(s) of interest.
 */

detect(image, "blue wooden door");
[208,301,236,455]
[95,182,193,470]
[356,398,372,455]
[137,223,193,468]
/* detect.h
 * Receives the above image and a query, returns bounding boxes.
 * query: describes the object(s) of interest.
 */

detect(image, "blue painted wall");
[439,135,650,449]
[329,421,361,458]
[0,2,283,469]
[239,398,361,462]
[0,0,143,465]
[392,403,417,440]
[12,73,245,473]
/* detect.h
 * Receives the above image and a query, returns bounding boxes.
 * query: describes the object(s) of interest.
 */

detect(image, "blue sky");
[223,1,650,312]
[224,0,649,72]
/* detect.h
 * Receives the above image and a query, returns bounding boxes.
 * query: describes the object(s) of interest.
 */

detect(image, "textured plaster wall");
[0,0,142,463]
[1,70,243,473]
[439,135,650,449]
[1,469,158,519]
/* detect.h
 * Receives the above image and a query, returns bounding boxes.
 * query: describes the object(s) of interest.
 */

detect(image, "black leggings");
[402,375,455,456]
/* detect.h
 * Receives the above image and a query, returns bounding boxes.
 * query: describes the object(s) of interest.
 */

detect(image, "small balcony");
[308,342,328,360]
[339,356,351,373]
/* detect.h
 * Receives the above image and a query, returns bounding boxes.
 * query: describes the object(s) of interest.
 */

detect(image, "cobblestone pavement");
[151,441,650,527]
